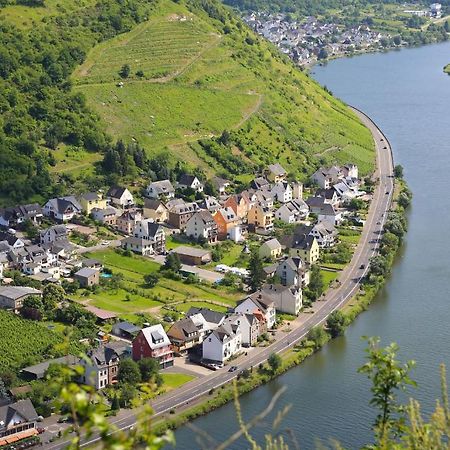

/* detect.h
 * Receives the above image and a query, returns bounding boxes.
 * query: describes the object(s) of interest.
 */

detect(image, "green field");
[73,0,375,179]
[172,301,228,313]
[0,310,71,372]
[161,373,195,390]
[321,270,339,286]
[81,249,240,315]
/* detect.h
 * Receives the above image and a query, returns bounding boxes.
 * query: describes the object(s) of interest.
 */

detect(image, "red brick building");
[132,324,174,368]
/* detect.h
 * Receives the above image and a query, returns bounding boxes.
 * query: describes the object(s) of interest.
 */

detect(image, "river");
[173,41,450,449]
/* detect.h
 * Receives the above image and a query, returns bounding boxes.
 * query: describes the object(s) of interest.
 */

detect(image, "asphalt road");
[42,107,394,450]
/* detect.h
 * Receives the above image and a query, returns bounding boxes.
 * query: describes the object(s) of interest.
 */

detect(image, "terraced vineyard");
[73,0,375,179]
[74,13,217,83]
[0,310,67,372]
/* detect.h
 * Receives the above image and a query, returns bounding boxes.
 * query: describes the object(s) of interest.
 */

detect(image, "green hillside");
[73,0,375,180]
[0,0,374,207]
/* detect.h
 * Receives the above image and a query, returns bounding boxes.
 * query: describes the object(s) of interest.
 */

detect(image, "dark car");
[385,191,389,195]
[360,264,365,269]
[228,366,238,372]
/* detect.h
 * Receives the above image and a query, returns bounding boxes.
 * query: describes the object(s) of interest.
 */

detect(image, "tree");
[118,358,141,385]
[268,353,282,373]
[394,164,404,179]
[306,265,324,301]
[119,64,130,79]
[0,378,10,401]
[318,47,329,60]
[111,394,120,411]
[358,338,416,442]
[43,284,65,311]
[248,250,265,291]
[393,35,401,46]
[307,326,328,350]
[21,296,44,320]
[138,358,160,381]
[143,273,160,288]
[326,310,347,338]
[369,255,389,277]
[163,253,181,273]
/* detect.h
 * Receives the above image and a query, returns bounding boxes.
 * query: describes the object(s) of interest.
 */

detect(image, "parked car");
[228,366,238,372]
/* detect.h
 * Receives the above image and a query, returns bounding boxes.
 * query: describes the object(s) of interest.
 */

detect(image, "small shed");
[112,321,141,340]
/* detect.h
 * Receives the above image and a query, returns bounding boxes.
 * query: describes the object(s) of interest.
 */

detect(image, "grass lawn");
[339,234,361,245]
[320,262,346,271]
[161,373,195,391]
[83,249,240,314]
[171,301,228,313]
[76,290,162,314]
[321,270,339,286]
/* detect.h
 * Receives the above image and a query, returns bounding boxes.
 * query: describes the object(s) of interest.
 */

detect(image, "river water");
[173,41,450,449]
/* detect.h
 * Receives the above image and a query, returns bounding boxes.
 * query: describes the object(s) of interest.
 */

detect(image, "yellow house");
[79,192,107,215]
[248,204,274,232]
[289,235,320,264]
[265,163,287,183]
[259,238,282,260]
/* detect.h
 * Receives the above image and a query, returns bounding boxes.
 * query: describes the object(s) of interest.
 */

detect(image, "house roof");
[251,176,270,189]
[147,180,175,195]
[0,286,41,300]
[82,258,102,268]
[46,196,82,215]
[178,174,199,186]
[144,198,166,210]
[114,321,141,335]
[80,192,101,201]
[0,399,38,430]
[0,232,22,247]
[0,203,42,222]
[217,207,238,223]
[305,196,327,208]
[167,317,199,339]
[186,307,225,324]
[317,203,337,216]
[21,355,79,379]
[107,185,128,199]
[169,201,197,214]
[89,345,119,368]
[261,238,281,251]
[315,188,336,199]
[75,267,99,278]
[140,324,171,350]
[267,163,287,176]
[211,176,230,190]
[189,210,215,226]
[84,305,117,320]
[172,246,211,259]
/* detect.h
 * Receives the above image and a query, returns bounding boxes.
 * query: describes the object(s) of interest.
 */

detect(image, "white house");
[132,220,166,254]
[146,180,175,199]
[106,186,134,209]
[202,322,242,363]
[43,196,82,222]
[256,284,302,316]
[310,222,338,248]
[276,256,310,288]
[185,210,218,244]
[271,181,293,203]
[317,204,343,227]
[40,225,68,244]
[275,199,309,223]
[224,313,259,347]
[235,295,276,329]
[312,166,343,189]
[178,174,204,192]
[80,345,120,390]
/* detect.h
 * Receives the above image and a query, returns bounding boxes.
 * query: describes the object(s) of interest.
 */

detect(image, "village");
[243,2,443,65]
[0,161,370,445]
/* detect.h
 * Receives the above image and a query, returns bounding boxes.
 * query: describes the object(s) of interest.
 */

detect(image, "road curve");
[42,107,394,450]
